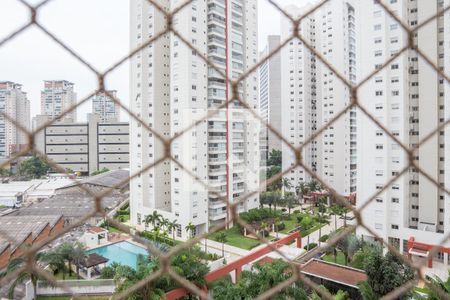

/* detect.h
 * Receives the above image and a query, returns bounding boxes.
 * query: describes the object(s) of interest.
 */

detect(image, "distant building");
[41,80,77,121]
[129,0,260,239]
[92,90,120,122]
[0,215,64,269]
[0,81,30,158]
[33,114,129,175]
[10,169,129,225]
[259,35,282,165]
[281,1,357,196]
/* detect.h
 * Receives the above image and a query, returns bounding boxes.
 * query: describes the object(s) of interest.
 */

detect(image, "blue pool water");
[87,241,149,269]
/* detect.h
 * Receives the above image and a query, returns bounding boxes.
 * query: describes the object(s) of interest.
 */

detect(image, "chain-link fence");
[1,0,450,299]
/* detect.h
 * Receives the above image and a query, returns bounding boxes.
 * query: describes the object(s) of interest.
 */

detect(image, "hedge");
[304,243,317,250]
[319,234,329,242]
[140,230,176,246]
[275,222,286,231]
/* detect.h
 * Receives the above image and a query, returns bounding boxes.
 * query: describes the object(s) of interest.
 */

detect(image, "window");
[391,224,399,230]
[374,24,382,31]
[392,198,399,203]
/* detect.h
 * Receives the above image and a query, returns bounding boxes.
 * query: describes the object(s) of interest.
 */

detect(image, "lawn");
[280,213,301,234]
[209,227,262,250]
[322,252,346,265]
[279,213,324,236]
[301,223,324,236]
[53,271,80,280]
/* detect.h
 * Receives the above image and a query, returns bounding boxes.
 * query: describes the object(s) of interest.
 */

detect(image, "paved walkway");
[201,210,355,262]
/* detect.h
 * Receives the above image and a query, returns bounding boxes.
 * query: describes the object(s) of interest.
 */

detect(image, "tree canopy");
[18,155,52,178]
[267,149,282,167]
[359,247,414,299]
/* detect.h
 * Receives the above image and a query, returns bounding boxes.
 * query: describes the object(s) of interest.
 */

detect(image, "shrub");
[293,210,300,214]
[304,243,317,250]
[275,222,286,231]
[281,208,287,213]
[319,234,329,242]
[140,230,175,246]
[240,208,281,223]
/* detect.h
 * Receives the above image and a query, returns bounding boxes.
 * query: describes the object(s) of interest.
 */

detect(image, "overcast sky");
[0,0,306,121]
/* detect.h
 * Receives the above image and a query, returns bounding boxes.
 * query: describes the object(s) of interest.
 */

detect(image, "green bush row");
[240,208,281,223]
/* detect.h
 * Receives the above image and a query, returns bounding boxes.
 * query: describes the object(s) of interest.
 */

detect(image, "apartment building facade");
[92,90,121,122]
[356,0,450,278]
[34,114,129,175]
[129,0,259,240]
[281,1,357,196]
[41,80,77,121]
[0,81,30,158]
[259,35,282,165]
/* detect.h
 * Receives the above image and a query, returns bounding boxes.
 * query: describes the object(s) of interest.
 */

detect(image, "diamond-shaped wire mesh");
[0,0,450,299]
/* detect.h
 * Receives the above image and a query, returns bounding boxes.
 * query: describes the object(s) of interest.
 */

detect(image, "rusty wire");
[0,0,449,299]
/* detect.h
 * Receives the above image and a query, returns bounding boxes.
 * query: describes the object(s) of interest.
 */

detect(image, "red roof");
[301,259,367,288]
[88,226,107,234]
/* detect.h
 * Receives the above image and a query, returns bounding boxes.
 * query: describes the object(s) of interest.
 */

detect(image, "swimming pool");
[87,241,149,269]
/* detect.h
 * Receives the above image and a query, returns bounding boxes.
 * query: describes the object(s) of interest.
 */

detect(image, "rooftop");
[301,259,367,288]
[61,169,129,190]
[79,253,109,268]
[0,215,63,249]
[9,191,125,219]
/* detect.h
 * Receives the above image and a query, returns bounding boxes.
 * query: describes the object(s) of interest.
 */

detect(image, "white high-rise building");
[129,0,259,240]
[92,90,120,122]
[281,1,357,196]
[259,35,282,165]
[356,0,450,278]
[0,82,30,158]
[41,80,77,121]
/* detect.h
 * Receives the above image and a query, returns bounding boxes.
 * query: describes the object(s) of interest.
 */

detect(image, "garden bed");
[209,227,262,250]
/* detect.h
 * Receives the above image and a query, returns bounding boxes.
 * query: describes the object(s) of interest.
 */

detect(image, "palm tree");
[144,210,162,230]
[259,221,269,237]
[185,222,196,239]
[71,244,86,279]
[295,182,309,208]
[58,242,76,276]
[307,179,320,193]
[42,249,66,279]
[159,218,169,237]
[272,191,282,212]
[335,234,361,265]
[282,177,292,196]
[284,193,295,216]
[0,253,45,299]
[216,232,228,257]
[329,204,344,231]
[314,214,330,246]
[167,219,179,242]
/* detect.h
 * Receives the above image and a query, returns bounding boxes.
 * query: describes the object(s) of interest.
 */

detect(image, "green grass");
[209,227,262,250]
[301,223,324,236]
[280,214,301,234]
[53,271,80,280]
[107,226,124,233]
[322,252,346,265]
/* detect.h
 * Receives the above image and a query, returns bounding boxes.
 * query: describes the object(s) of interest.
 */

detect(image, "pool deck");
[86,233,131,251]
